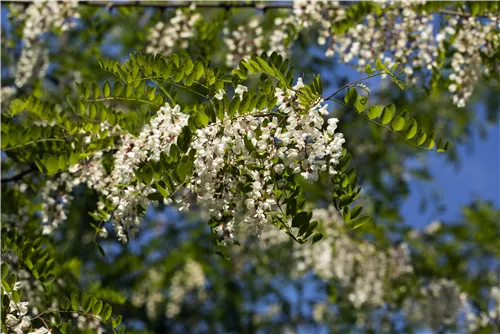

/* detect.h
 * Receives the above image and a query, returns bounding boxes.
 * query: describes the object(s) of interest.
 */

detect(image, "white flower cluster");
[289,207,413,309]
[223,18,264,67]
[146,4,201,55]
[15,1,79,88]
[130,268,164,320]
[39,122,121,236]
[97,104,189,243]
[39,80,344,245]
[320,2,437,82]
[187,79,344,244]
[1,86,18,107]
[463,286,500,331]
[231,1,497,107]
[3,281,31,334]
[403,279,465,330]
[2,277,50,334]
[40,172,74,235]
[306,1,499,107]
[166,259,206,318]
[441,16,499,107]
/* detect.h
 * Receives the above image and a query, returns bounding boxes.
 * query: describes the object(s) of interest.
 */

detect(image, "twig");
[1,166,36,183]
[323,72,385,101]
[2,1,494,19]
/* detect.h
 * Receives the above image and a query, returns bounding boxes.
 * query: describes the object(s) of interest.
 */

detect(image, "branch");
[3,1,493,19]
[1,166,36,184]
[1,1,293,10]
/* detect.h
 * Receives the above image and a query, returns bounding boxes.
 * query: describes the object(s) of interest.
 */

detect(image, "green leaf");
[405,119,418,139]
[80,293,90,310]
[228,96,241,118]
[416,131,427,146]
[113,315,122,328]
[380,105,394,124]
[392,116,405,131]
[286,198,297,216]
[114,80,123,97]
[184,71,195,86]
[92,299,103,315]
[61,296,70,310]
[176,163,187,182]
[101,303,113,321]
[292,212,310,228]
[143,166,153,184]
[103,81,111,98]
[368,105,382,119]
[195,111,210,128]
[96,243,106,257]
[352,216,371,229]
[345,87,358,106]
[355,96,368,112]
[365,64,374,75]
[183,57,194,75]
[82,295,94,313]
[350,205,363,220]
[46,155,59,174]
[312,233,323,244]
[1,263,9,280]
[4,273,17,292]
[156,183,170,199]
[71,293,79,311]
[436,139,450,152]
[173,64,185,82]
[194,61,204,80]
[426,133,436,149]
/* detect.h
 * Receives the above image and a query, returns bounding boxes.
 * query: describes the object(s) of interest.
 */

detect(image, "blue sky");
[402,111,499,228]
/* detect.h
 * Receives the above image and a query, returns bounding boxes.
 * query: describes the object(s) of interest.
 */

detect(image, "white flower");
[29,328,50,334]
[235,85,248,97]
[214,89,226,100]
[273,164,285,175]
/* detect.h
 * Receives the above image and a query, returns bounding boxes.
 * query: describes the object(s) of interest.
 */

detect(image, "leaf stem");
[3,138,66,151]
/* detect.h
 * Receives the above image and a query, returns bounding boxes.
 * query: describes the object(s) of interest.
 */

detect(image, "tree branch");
[1,166,36,184]
[2,1,493,19]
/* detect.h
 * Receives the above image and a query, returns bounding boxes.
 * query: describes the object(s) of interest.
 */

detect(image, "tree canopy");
[1,1,499,333]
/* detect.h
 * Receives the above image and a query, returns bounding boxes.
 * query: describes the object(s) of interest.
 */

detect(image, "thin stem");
[171,82,208,99]
[2,138,66,151]
[32,309,108,325]
[328,98,435,152]
[323,72,385,101]
[3,0,492,19]
[1,166,36,183]
[86,97,158,106]
[151,79,175,104]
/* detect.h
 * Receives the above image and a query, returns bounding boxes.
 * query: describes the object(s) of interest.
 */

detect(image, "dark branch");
[1,166,36,184]
[2,1,493,20]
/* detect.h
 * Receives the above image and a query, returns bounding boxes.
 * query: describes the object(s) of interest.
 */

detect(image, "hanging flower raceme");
[185,79,345,244]
[146,4,201,56]
[13,1,79,88]
[98,104,189,243]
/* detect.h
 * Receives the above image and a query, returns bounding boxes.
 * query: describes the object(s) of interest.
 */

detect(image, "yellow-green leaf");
[416,130,427,146]
[103,81,111,98]
[405,119,418,139]
[392,116,405,131]
[368,105,382,119]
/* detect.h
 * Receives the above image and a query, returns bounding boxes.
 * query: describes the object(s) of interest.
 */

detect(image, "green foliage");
[339,80,449,152]
[2,2,497,333]
[331,149,371,230]
[233,51,295,89]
